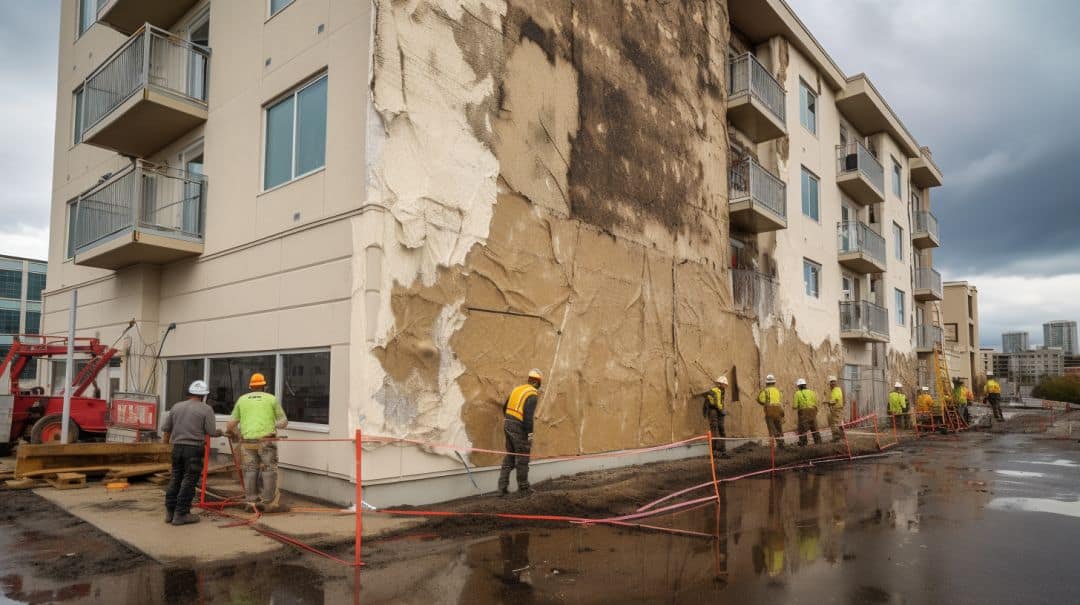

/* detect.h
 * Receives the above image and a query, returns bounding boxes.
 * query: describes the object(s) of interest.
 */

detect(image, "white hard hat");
[894,382,903,389]
[796,378,807,386]
[986,372,994,377]
[765,374,776,383]
[528,368,543,381]
[921,386,930,391]
[827,375,838,383]
[715,376,729,385]
[189,380,210,396]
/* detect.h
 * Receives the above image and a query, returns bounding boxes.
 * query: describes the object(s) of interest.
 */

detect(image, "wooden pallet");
[45,472,87,490]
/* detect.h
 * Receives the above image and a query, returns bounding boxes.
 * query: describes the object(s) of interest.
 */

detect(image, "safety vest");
[830,386,844,408]
[888,391,906,415]
[504,384,537,421]
[793,389,818,410]
[987,380,1001,395]
[953,386,967,406]
[758,386,782,406]
[916,393,934,413]
[706,387,725,411]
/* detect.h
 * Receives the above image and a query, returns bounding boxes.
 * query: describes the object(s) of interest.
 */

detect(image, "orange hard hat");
[249,372,268,388]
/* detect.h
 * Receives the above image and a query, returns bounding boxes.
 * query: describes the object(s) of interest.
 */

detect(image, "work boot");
[172,513,201,526]
[516,487,534,498]
[165,509,174,524]
[496,489,510,498]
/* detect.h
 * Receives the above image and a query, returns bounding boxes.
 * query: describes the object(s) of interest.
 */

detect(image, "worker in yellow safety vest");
[827,376,844,442]
[793,378,821,446]
[984,372,1005,422]
[916,386,934,413]
[953,378,971,424]
[703,376,729,458]
[757,374,785,447]
[497,369,542,497]
[888,382,907,428]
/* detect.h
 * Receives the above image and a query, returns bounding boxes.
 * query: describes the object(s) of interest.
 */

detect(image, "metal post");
[61,289,78,444]
[354,428,363,567]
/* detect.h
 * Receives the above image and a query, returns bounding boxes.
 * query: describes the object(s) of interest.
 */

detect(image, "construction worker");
[793,378,821,446]
[757,374,785,447]
[827,376,844,442]
[226,372,288,511]
[953,378,970,424]
[162,380,221,526]
[497,369,542,497]
[916,386,934,414]
[888,382,907,428]
[703,376,729,458]
[985,372,1004,421]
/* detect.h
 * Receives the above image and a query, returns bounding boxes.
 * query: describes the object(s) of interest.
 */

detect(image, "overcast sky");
[1,1,1078,347]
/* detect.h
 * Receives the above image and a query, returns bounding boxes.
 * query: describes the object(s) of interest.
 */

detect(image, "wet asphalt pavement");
[2,429,1079,604]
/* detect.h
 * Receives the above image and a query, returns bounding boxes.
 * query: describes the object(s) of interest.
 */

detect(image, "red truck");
[0,336,118,455]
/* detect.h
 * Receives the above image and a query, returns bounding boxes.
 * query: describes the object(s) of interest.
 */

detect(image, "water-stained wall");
[360,0,864,466]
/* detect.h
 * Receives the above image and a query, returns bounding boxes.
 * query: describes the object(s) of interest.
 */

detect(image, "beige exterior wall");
[942,281,981,388]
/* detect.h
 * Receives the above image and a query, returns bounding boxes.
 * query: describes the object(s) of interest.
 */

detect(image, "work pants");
[828,406,845,441]
[707,408,726,455]
[165,443,204,517]
[498,418,531,492]
[960,405,972,424]
[764,410,784,446]
[988,394,1004,421]
[797,409,821,446]
[241,440,280,507]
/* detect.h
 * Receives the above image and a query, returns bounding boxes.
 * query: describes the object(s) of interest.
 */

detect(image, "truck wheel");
[30,414,79,444]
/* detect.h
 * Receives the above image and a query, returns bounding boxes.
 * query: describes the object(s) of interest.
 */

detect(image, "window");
[165,359,205,410]
[892,158,902,197]
[893,222,904,260]
[895,289,905,326]
[73,87,85,144]
[78,0,96,36]
[26,273,45,302]
[24,311,40,335]
[282,352,330,424]
[799,80,817,134]
[0,270,21,299]
[67,201,79,259]
[0,309,20,333]
[803,259,821,298]
[269,0,295,17]
[208,355,277,415]
[264,75,328,189]
[801,167,819,221]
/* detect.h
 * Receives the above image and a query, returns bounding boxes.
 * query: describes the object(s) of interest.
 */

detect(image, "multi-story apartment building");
[0,254,47,382]
[45,0,944,504]
[1002,331,1030,354]
[978,347,995,376]
[1043,321,1078,355]
[941,282,980,388]
[994,348,1064,386]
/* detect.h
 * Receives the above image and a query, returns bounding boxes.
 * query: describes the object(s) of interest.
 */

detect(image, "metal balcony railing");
[728,53,786,125]
[836,140,884,194]
[914,210,939,239]
[81,24,210,136]
[837,221,886,265]
[74,161,206,254]
[839,300,889,338]
[915,267,943,297]
[916,324,943,350]
[729,158,787,220]
[732,269,778,318]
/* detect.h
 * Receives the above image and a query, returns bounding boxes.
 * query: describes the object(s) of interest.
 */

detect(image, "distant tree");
[1031,375,1080,404]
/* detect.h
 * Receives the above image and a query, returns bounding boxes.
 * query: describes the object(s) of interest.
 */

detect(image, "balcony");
[97,0,203,35]
[910,149,943,189]
[729,158,787,233]
[732,269,778,318]
[727,53,786,143]
[913,267,943,302]
[837,221,886,274]
[912,210,940,249]
[839,300,889,342]
[915,324,943,354]
[836,141,884,206]
[72,161,205,270]
[80,25,209,158]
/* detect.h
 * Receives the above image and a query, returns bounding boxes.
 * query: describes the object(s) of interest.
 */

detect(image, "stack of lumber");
[3,442,172,490]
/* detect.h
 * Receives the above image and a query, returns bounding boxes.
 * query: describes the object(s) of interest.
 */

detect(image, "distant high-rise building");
[1043,321,1078,355]
[1002,331,1029,354]
[0,254,47,381]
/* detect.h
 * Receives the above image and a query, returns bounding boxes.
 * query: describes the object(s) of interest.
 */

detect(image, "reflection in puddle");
[1019,459,1080,468]
[995,470,1045,478]
[987,497,1080,519]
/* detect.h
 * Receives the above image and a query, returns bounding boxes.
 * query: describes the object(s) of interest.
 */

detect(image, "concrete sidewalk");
[35,483,418,565]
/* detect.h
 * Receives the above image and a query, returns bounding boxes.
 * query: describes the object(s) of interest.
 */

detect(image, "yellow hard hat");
[249,372,268,388]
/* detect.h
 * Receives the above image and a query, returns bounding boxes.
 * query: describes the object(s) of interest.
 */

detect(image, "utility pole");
[61,289,77,444]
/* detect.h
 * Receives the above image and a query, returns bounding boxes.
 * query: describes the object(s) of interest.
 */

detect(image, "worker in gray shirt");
[162,380,221,525]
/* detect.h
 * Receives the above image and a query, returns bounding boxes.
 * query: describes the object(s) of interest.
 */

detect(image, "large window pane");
[208,355,276,415]
[0,310,19,333]
[24,312,40,335]
[67,201,78,258]
[801,168,819,221]
[78,0,95,36]
[0,270,21,299]
[166,359,205,411]
[27,273,46,302]
[264,96,294,189]
[295,77,328,176]
[282,352,330,424]
[49,359,90,395]
[270,0,295,16]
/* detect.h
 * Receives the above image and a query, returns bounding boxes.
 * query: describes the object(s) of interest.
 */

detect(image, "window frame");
[261,72,328,192]
[72,86,85,146]
[892,221,904,260]
[891,157,902,197]
[77,0,96,38]
[800,166,820,222]
[267,0,296,20]
[799,79,817,135]
[66,199,79,260]
[803,258,821,298]
[163,347,332,432]
[894,288,906,326]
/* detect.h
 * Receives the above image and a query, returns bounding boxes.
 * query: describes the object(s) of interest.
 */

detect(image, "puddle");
[1018,459,1080,468]
[994,470,1045,478]
[987,497,1080,519]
